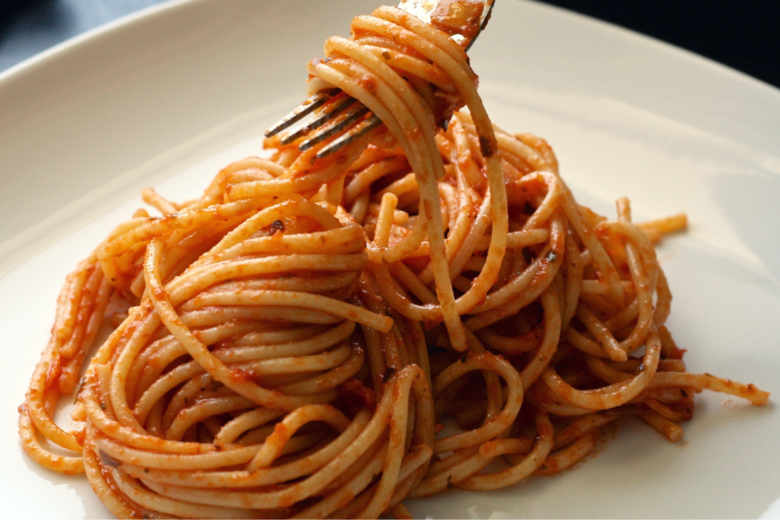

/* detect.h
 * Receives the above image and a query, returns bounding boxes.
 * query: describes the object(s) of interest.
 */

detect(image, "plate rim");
[1,1,779,519]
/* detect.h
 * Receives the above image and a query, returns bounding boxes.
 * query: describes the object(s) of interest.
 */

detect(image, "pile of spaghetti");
[19,5,769,519]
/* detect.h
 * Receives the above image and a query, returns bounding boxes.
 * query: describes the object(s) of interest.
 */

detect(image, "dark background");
[1,0,779,90]
[539,0,780,89]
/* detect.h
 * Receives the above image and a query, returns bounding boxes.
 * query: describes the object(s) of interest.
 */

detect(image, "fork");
[265,0,496,160]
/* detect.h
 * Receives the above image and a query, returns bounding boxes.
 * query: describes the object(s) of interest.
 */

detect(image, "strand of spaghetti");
[458,409,553,490]
[552,410,627,449]
[142,187,178,215]
[213,408,285,446]
[59,275,112,393]
[464,222,565,333]
[644,397,692,422]
[18,404,83,474]
[476,325,544,355]
[98,200,257,260]
[293,442,389,519]
[24,351,83,452]
[181,323,354,366]
[603,298,640,332]
[181,291,391,332]
[565,327,612,359]
[541,330,661,410]
[589,200,658,356]
[320,432,389,497]
[645,372,769,405]
[445,192,493,282]
[407,449,494,498]
[83,381,215,454]
[359,365,434,517]
[226,136,377,200]
[93,430,256,470]
[471,214,565,315]
[360,42,456,91]
[389,261,438,304]
[21,254,114,467]
[345,156,409,205]
[519,289,562,389]
[586,355,637,385]
[167,251,367,299]
[535,430,599,475]
[111,466,256,519]
[368,192,398,261]
[213,227,366,258]
[55,259,91,342]
[82,432,139,518]
[194,157,287,209]
[518,133,560,172]
[494,131,551,172]
[208,199,341,258]
[178,306,344,327]
[638,408,684,442]
[273,342,365,395]
[558,184,625,304]
[166,395,257,441]
[477,437,535,458]
[247,405,351,470]
[560,234,584,330]
[474,228,550,252]
[576,305,627,362]
[353,444,435,516]
[414,133,476,283]
[374,172,418,202]
[432,353,523,453]
[59,261,103,358]
[109,303,165,433]
[230,342,353,376]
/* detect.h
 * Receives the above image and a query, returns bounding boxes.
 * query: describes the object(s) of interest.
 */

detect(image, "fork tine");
[265,88,341,138]
[299,105,372,152]
[280,95,357,146]
[267,1,496,150]
[316,114,383,159]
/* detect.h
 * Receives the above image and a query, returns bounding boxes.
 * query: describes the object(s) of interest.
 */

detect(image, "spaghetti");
[19,4,769,519]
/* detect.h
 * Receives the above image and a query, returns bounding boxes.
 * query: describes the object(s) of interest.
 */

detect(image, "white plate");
[2,0,779,518]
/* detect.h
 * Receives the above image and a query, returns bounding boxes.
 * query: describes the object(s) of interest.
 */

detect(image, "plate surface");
[2,0,780,518]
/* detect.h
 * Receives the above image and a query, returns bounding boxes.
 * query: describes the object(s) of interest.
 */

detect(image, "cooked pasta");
[19,4,768,519]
